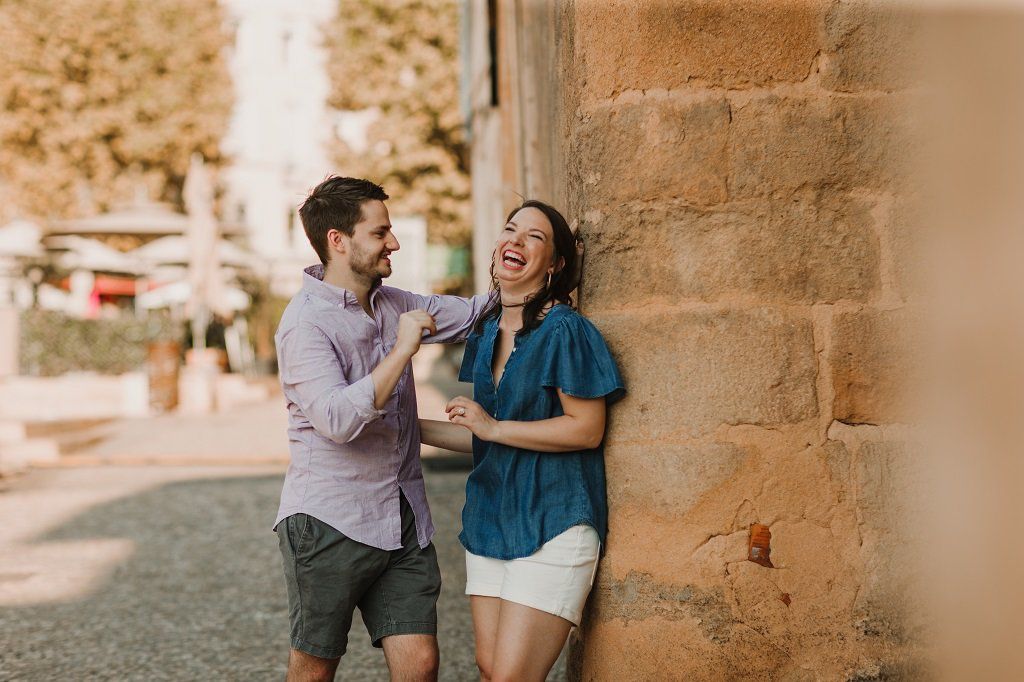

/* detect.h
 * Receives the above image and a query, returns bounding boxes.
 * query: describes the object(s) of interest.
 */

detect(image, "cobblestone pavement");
[0,464,567,681]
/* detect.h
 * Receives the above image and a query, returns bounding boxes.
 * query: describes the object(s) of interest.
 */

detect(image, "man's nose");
[387,235,400,251]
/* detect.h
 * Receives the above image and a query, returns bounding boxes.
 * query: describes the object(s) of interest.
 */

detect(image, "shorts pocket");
[289,513,313,558]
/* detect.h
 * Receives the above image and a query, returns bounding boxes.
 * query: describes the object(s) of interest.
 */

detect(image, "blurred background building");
[219,0,334,297]
[0,0,463,424]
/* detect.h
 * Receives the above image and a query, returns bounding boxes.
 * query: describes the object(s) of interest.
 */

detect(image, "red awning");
[94,275,137,296]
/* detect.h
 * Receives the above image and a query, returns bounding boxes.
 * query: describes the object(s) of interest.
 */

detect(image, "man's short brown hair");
[298,176,389,264]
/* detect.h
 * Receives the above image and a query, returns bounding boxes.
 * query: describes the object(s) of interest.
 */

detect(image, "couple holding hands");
[273,176,624,681]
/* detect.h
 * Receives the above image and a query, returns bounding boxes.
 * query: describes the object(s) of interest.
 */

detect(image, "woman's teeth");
[502,250,526,268]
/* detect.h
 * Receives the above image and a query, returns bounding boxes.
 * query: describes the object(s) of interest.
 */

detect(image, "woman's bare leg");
[489,600,573,682]
[470,596,502,681]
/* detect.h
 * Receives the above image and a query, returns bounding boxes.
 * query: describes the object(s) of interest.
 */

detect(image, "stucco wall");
[552,1,924,679]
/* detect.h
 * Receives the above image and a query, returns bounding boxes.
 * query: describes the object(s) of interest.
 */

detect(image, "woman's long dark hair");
[472,199,579,337]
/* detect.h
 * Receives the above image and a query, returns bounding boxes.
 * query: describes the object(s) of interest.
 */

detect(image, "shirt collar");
[302,264,362,308]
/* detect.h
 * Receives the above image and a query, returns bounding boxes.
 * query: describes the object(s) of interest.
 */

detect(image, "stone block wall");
[552,1,924,679]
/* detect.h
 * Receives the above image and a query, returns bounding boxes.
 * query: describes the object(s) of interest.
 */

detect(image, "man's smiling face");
[344,199,400,282]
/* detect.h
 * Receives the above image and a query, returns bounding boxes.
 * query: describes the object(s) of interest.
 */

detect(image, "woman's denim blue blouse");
[457,304,625,560]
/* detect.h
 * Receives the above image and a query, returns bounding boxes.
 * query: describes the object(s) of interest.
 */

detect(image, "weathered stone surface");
[768,519,853,605]
[855,441,912,529]
[888,195,921,302]
[552,1,926,677]
[605,441,749,517]
[581,191,881,307]
[593,308,818,438]
[601,506,741,583]
[822,439,853,502]
[575,96,729,206]
[602,491,749,581]
[727,556,867,680]
[728,95,844,198]
[591,570,736,635]
[831,308,913,424]
[754,445,842,527]
[840,94,915,192]
[572,615,795,681]
[852,440,924,643]
[601,438,841,583]
[728,94,911,198]
[725,559,796,641]
[573,0,827,99]
[822,0,918,92]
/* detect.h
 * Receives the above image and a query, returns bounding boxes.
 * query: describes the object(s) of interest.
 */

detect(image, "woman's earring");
[546,271,553,290]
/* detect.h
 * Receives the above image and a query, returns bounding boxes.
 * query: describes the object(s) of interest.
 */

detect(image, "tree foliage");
[0,0,233,223]
[327,0,470,246]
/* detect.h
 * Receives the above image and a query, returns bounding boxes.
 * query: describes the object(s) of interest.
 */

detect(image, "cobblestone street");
[0,463,496,681]
[0,349,568,681]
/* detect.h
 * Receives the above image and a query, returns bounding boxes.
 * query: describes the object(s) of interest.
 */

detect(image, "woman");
[420,200,624,682]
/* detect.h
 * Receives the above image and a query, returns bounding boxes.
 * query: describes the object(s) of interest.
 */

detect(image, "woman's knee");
[475,650,494,680]
[490,670,525,682]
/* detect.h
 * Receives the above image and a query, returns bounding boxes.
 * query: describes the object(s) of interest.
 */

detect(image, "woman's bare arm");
[419,418,474,453]
[446,390,606,453]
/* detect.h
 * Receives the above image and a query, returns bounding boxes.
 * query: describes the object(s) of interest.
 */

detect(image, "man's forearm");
[369,347,414,409]
[419,419,473,453]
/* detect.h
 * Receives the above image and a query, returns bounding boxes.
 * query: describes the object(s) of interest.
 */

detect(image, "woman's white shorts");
[464,525,600,626]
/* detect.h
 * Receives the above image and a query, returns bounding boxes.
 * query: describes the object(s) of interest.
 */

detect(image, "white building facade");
[220,0,336,296]
[220,0,429,298]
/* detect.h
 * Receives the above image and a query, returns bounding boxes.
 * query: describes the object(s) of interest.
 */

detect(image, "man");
[273,176,490,681]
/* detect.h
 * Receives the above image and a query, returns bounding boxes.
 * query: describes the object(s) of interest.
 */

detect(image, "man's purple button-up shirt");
[273,265,490,550]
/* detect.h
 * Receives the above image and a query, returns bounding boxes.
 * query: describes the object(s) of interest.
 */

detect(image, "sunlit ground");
[0,348,567,680]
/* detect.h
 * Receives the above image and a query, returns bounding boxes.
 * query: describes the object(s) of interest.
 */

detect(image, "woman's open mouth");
[502,249,527,270]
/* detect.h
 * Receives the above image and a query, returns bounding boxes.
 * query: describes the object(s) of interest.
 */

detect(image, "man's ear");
[326,228,347,257]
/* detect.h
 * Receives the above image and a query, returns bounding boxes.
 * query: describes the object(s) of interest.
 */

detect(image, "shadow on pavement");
[0,469,488,681]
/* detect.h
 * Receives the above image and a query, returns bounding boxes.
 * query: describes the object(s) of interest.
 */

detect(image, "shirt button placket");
[376,314,403,548]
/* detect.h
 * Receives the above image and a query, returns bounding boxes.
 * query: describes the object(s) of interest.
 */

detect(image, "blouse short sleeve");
[540,312,625,403]
[458,330,482,383]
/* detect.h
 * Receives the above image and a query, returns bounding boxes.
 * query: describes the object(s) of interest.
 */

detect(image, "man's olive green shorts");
[276,495,441,659]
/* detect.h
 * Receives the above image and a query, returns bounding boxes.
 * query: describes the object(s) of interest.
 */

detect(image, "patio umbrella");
[136,280,250,312]
[132,234,254,269]
[50,197,191,237]
[0,219,44,258]
[46,235,145,275]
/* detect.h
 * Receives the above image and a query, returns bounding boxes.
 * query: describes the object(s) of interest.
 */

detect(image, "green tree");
[0,0,233,222]
[327,0,470,247]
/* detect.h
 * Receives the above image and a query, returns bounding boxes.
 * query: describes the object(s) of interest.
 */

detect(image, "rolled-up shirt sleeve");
[413,292,494,343]
[278,322,386,444]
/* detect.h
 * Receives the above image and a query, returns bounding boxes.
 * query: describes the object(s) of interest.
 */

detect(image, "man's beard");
[350,242,390,284]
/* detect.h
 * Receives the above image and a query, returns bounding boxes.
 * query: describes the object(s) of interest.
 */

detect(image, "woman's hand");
[446,396,501,442]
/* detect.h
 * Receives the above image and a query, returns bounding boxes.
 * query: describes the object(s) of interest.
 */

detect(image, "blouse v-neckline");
[486,304,566,391]
[489,320,517,390]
